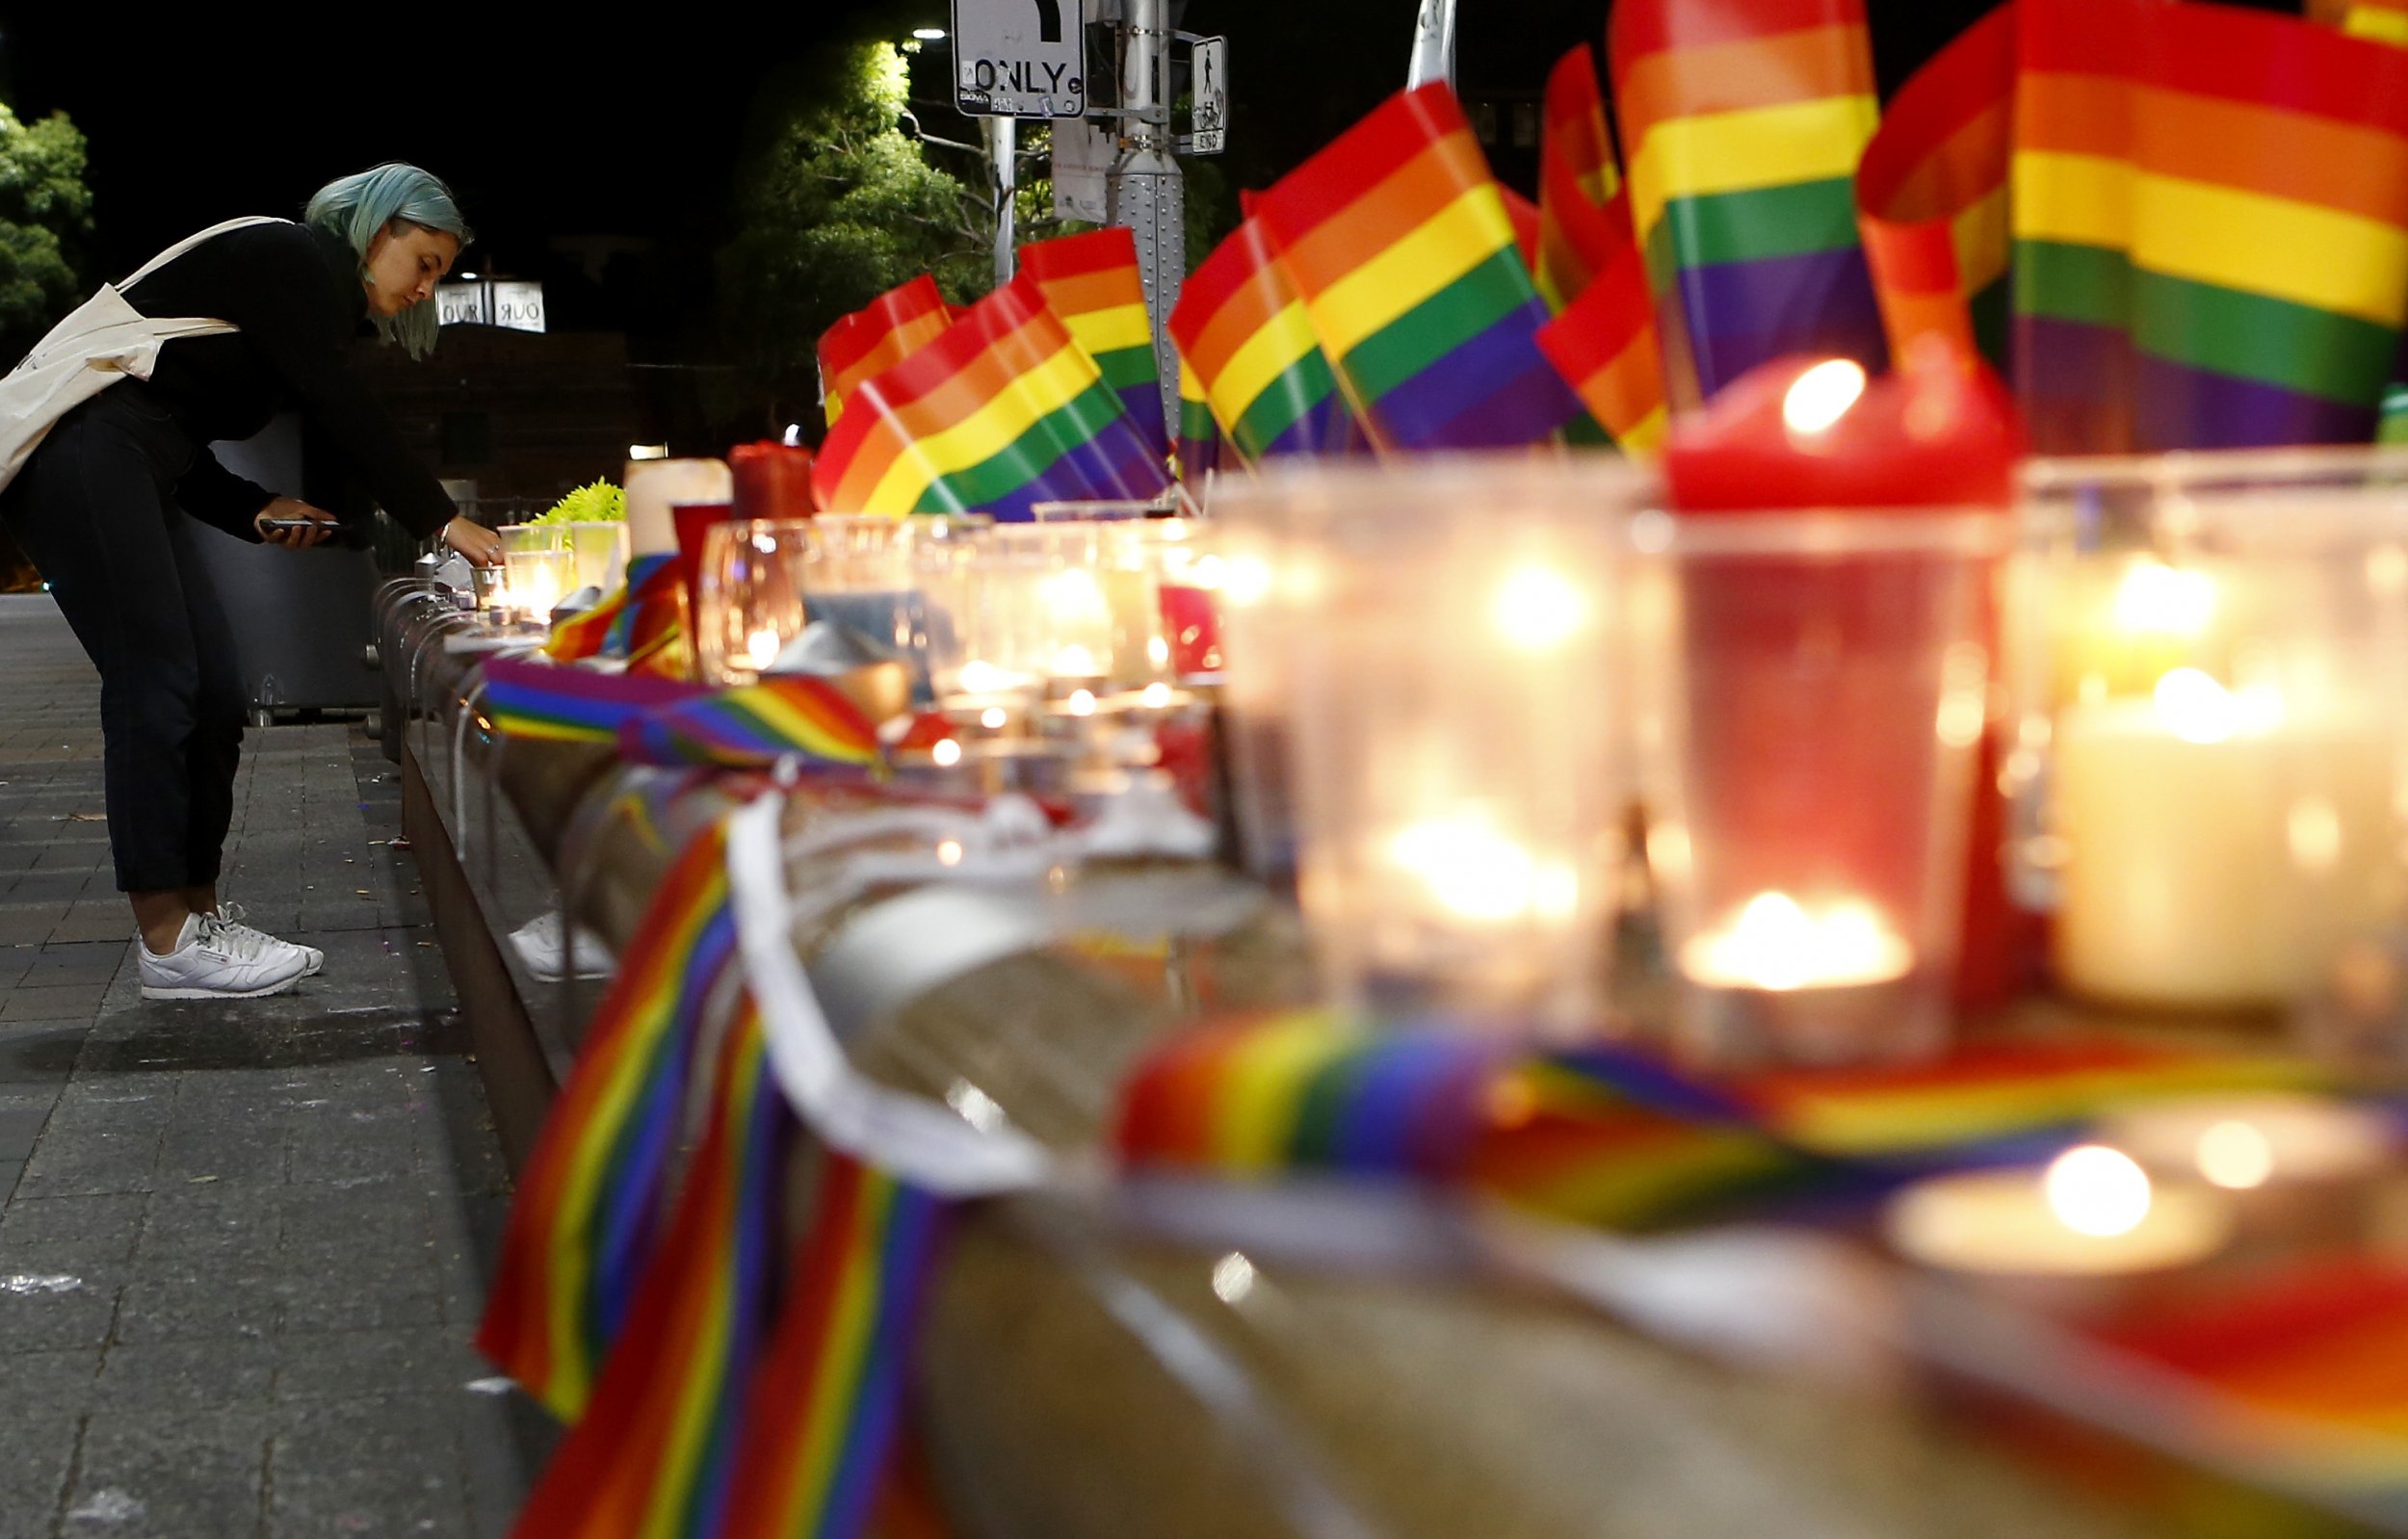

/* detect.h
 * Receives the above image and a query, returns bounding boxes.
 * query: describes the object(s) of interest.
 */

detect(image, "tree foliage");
[718,37,989,422]
[0,103,92,365]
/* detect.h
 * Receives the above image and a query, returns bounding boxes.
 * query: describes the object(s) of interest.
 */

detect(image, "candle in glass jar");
[2052,669,2396,1009]
[2101,1094,2393,1190]
[1887,1144,2234,1276]
[1679,891,1915,990]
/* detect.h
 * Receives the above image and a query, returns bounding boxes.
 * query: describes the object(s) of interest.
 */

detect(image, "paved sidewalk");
[0,593,538,1537]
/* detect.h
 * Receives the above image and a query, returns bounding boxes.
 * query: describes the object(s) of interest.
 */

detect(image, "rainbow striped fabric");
[716,1155,950,1539]
[1855,2,2014,370]
[549,586,630,663]
[479,824,739,1420]
[1536,219,1670,452]
[2127,3,2408,450]
[617,676,885,774]
[2098,1258,2408,1486]
[1172,360,1220,484]
[809,274,1172,521]
[509,1007,794,1539]
[2012,0,2408,451]
[1253,83,1580,450]
[2010,0,2143,453]
[481,655,707,747]
[1114,1012,2321,1229]
[1167,218,1365,466]
[818,276,955,429]
[1609,0,1888,406]
[2345,0,2408,48]
[1020,227,1168,459]
[604,555,686,665]
[1535,45,1626,312]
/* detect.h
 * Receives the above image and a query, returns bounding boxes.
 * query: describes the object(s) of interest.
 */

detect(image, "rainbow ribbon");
[616,676,885,775]
[1115,1012,2321,1229]
[1254,83,1580,450]
[715,1154,950,1539]
[809,274,1172,521]
[509,1006,794,1538]
[1020,227,1168,459]
[478,823,740,1420]
[819,275,955,429]
[1610,0,1888,406]
[480,655,707,747]
[549,587,630,663]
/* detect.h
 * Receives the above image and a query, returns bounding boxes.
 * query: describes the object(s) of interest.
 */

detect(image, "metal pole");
[993,115,1019,288]
[1108,0,1184,451]
[1406,0,1457,90]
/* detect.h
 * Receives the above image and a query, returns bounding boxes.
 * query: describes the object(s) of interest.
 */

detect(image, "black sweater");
[120,221,456,541]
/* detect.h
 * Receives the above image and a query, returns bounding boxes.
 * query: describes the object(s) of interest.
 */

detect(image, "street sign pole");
[992,116,1018,288]
[1406,0,1457,89]
[1107,0,1183,444]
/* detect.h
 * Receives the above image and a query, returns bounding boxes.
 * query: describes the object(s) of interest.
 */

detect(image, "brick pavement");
[0,593,540,1537]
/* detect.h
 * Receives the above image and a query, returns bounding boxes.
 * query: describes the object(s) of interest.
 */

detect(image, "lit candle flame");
[1782,359,1867,435]
[746,627,783,669]
[2195,1120,2275,1190]
[931,739,962,768]
[1491,563,1589,653]
[1386,813,1578,926]
[2043,1145,2152,1237]
[2111,559,2216,638]
[1680,891,1913,991]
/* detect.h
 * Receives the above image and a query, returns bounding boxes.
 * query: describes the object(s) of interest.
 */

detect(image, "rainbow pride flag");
[2125,3,2408,450]
[2010,0,2144,453]
[1536,45,1626,311]
[480,655,707,747]
[819,276,955,429]
[1167,218,1365,465]
[716,1155,951,1539]
[1172,359,1220,484]
[2344,0,2408,47]
[617,675,885,773]
[509,1007,793,1539]
[1254,84,1580,450]
[1609,0,1888,406]
[1536,212,1670,452]
[479,824,739,1420]
[1020,227,1168,459]
[1855,1,2014,370]
[604,554,685,664]
[810,274,1172,520]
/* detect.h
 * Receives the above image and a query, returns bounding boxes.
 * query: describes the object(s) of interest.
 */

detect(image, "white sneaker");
[509,910,616,982]
[138,913,310,1001]
[212,902,323,978]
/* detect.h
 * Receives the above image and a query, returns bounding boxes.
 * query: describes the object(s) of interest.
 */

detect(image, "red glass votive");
[1158,584,1223,676]
[671,501,738,625]
[730,442,817,521]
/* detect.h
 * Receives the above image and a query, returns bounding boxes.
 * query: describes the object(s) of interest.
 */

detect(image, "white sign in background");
[952,0,1086,118]
[1180,35,1226,155]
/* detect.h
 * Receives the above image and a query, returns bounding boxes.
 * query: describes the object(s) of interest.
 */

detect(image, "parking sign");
[951,0,1086,118]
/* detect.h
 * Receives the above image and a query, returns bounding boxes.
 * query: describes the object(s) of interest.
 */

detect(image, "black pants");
[1,383,244,893]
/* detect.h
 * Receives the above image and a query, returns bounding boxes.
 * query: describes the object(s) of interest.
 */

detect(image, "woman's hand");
[442,517,505,567]
[254,497,339,549]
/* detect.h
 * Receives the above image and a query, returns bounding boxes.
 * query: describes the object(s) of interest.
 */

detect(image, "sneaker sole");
[141,975,303,1001]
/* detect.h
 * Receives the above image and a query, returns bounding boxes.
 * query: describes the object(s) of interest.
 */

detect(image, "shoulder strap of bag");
[120,216,293,289]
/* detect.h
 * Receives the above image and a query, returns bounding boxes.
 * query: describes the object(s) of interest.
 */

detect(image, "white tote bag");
[0,216,286,497]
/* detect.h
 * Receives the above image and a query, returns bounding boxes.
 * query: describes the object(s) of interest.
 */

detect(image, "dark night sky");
[1,0,2235,338]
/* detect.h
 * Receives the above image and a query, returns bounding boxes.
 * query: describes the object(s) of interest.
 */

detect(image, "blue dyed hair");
[303,163,471,360]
